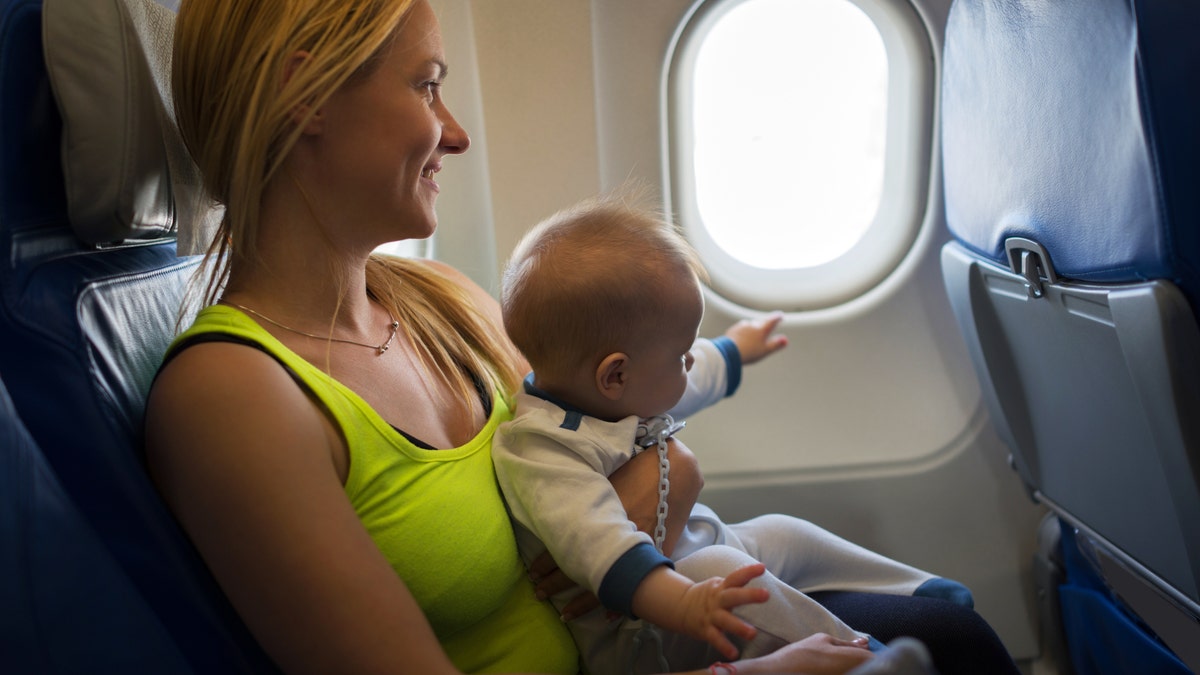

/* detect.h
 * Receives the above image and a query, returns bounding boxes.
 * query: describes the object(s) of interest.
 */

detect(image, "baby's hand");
[680,563,769,660]
[725,311,788,365]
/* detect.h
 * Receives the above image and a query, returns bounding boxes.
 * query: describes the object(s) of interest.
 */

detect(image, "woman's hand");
[736,633,873,675]
[527,549,601,621]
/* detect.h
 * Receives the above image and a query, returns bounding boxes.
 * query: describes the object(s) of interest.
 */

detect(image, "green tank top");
[170,305,579,674]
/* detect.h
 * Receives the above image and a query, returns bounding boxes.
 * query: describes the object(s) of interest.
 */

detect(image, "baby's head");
[502,193,707,421]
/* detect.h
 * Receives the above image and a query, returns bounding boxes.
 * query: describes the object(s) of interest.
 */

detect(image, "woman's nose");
[439,107,470,155]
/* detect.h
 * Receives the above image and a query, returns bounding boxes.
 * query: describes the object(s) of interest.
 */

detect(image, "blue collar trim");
[523,373,590,431]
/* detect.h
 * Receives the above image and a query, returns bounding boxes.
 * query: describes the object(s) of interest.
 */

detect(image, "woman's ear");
[595,353,628,401]
[283,51,323,134]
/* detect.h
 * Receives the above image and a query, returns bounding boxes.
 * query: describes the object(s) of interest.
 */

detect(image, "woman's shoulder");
[371,254,488,303]
[408,256,479,292]
[145,324,343,483]
[148,330,316,432]
[148,305,325,446]
[387,255,504,322]
[414,257,457,277]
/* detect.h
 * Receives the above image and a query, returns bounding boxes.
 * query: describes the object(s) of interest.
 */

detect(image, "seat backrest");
[942,0,1200,301]
[0,0,274,670]
[939,0,1200,669]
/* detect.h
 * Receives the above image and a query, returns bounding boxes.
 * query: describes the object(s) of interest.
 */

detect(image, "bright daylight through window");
[691,0,887,270]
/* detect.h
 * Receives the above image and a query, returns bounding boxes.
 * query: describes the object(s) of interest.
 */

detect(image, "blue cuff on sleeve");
[597,542,673,618]
[710,336,742,397]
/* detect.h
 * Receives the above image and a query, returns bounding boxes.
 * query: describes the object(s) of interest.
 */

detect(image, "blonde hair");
[173,0,411,296]
[501,192,707,379]
[173,0,522,400]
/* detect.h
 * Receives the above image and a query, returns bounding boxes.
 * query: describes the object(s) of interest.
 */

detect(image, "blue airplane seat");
[0,373,192,673]
[0,0,276,671]
[939,0,1200,671]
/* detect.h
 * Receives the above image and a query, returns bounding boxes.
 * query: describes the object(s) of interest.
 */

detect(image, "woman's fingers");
[526,549,557,580]
[559,590,600,621]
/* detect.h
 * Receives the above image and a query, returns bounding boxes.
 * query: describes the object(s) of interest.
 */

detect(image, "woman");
[145,1,878,673]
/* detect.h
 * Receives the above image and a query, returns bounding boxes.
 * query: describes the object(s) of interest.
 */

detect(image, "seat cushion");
[0,375,193,673]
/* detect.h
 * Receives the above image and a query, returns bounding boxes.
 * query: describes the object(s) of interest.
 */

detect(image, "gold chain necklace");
[228,301,400,355]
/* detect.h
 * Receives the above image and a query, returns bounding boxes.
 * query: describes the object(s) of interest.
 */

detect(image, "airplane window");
[666,0,933,311]
[693,0,885,270]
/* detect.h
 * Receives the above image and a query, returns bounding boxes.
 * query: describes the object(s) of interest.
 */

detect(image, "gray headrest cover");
[43,0,219,252]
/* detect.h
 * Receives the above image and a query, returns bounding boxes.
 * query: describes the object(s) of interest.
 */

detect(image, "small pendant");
[377,321,400,355]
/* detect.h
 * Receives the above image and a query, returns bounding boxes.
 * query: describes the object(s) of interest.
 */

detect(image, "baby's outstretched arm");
[725,311,788,365]
[631,562,769,660]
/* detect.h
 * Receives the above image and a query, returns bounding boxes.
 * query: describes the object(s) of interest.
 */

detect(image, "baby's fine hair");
[502,191,707,378]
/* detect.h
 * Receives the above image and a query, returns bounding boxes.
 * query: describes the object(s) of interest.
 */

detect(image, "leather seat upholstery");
[0,0,275,671]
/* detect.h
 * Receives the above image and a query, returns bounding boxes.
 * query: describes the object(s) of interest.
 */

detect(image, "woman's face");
[310,0,469,246]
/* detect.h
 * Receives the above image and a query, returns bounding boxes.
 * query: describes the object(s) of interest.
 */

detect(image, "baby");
[494,193,967,674]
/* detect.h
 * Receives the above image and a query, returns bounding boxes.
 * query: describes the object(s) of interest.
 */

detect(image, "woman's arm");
[522,436,704,622]
[145,342,465,675]
[613,436,703,557]
[493,414,669,598]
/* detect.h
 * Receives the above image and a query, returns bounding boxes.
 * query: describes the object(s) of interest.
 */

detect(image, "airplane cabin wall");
[430,0,1047,662]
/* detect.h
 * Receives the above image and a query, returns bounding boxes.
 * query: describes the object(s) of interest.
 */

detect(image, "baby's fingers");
[719,585,770,611]
[704,611,758,659]
[757,311,785,334]
[722,562,767,589]
[727,312,789,365]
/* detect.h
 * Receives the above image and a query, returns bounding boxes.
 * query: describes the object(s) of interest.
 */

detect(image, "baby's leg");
[725,514,972,606]
[667,544,870,665]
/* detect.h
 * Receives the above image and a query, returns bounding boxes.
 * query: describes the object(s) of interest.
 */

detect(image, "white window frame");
[663,0,934,312]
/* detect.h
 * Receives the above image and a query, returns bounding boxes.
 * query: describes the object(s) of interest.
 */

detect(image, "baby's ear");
[595,353,628,401]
